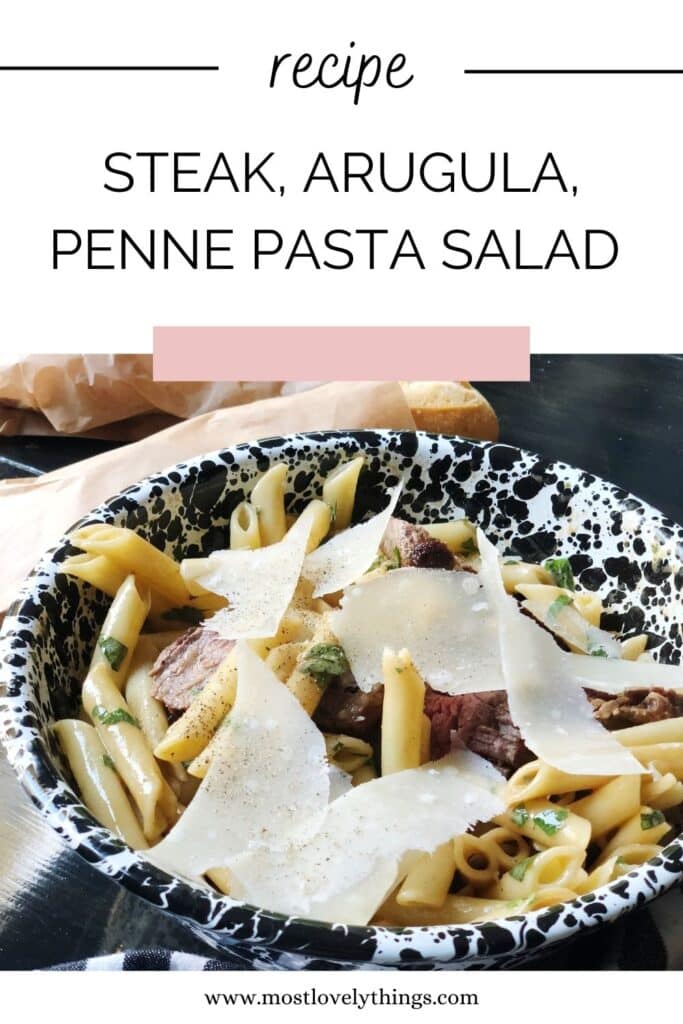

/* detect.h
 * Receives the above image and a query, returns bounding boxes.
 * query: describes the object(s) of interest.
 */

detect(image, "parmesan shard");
[227,751,505,926]
[146,642,329,881]
[302,483,402,598]
[182,512,313,640]
[521,595,621,659]
[476,529,643,777]
[332,567,505,693]
[568,651,683,693]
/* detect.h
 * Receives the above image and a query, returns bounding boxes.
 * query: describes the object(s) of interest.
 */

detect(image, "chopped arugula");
[641,810,666,831]
[91,705,140,729]
[389,546,402,570]
[300,643,350,689]
[366,553,385,573]
[102,754,116,770]
[460,535,479,558]
[511,806,529,827]
[544,557,575,591]
[510,855,535,882]
[547,593,573,621]
[98,636,128,671]
[531,807,569,836]
[161,605,204,626]
[590,646,609,657]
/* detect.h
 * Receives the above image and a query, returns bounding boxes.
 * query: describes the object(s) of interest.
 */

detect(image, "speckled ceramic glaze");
[1,431,682,969]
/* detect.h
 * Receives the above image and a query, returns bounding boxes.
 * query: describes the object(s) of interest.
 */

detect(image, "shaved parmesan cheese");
[328,764,354,802]
[332,567,505,693]
[227,751,505,926]
[302,484,402,598]
[521,595,621,659]
[568,651,683,694]
[476,529,643,777]
[182,513,313,639]
[147,642,329,881]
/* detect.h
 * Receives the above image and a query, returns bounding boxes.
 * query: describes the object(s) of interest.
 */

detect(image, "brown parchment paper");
[0,381,415,615]
[0,355,300,438]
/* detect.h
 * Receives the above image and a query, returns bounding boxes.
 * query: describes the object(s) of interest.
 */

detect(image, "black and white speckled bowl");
[1,430,682,969]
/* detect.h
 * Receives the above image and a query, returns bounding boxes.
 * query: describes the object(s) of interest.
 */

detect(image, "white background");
[1,0,683,353]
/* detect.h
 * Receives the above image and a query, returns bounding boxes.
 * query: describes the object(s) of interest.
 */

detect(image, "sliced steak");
[587,687,683,730]
[150,627,234,711]
[313,680,383,740]
[381,517,457,570]
[424,688,532,776]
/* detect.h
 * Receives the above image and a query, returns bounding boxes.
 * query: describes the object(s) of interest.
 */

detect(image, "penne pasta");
[477,827,531,872]
[485,845,585,900]
[154,647,237,764]
[322,456,364,532]
[497,799,591,851]
[505,759,609,804]
[452,834,499,888]
[61,552,127,599]
[641,772,683,811]
[82,663,177,841]
[422,519,481,559]
[230,501,262,550]
[250,463,288,545]
[380,648,425,775]
[298,499,333,553]
[569,774,641,838]
[53,719,148,849]
[71,524,192,606]
[599,806,671,860]
[396,842,456,908]
[89,575,151,686]
[351,762,377,786]
[325,733,374,774]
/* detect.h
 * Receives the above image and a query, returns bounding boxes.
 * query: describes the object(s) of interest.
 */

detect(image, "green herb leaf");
[366,553,385,573]
[590,647,609,657]
[544,557,575,591]
[161,606,204,626]
[300,643,350,689]
[641,810,666,831]
[510,855,535,882]
[511,806,529,827]
[547,593,573,621]
[532,807,569,836]
[102,754,116,770]
[327,501,337,525]
[503,558,521,566]
[98,636,128,671]
[390,546,402,570]
[460,535,479,558]
[91,705,140,729]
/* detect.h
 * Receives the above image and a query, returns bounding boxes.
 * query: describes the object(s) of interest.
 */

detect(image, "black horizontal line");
[0,65,219,71]
[465,68,683,75]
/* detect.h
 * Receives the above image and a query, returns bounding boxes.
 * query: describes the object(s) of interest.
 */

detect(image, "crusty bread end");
[400,381,499,441]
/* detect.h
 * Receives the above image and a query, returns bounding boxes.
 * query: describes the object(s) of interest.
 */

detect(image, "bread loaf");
[401,381,499,441]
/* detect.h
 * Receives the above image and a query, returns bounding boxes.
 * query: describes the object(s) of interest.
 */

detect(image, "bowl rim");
[2,428,682,966]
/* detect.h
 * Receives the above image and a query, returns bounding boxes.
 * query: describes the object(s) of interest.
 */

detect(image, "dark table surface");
[1,354,682,970]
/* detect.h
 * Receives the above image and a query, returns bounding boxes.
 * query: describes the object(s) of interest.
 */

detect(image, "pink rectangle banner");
[153,326,529,382]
